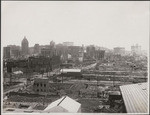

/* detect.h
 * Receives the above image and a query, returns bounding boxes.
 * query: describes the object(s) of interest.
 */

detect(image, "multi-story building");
[63,42,74,46]
[50,41,55,49]
[6,55,61,74]
[34,44,40,54]
[21,36,29,56]
[114,47,125,56]
[28,56,51,72]
[78,45,84,62]
[29,47,34,56]
[11,49,20,58]
[33,77,49,94]
[55,44,65,56]
[95,50,105,60]
[41,41,57,58]
[131,44,141,55]
[41,48,53,57]
[3,47,11,59]
[29,55,61,72]
[68,46,81,58]
[56,44,84,63]
[86,45,96,59]
[7,45,21,58]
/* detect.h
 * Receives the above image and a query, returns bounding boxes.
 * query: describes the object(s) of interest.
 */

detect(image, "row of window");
[34,83,47,87]
[36,89,48,92]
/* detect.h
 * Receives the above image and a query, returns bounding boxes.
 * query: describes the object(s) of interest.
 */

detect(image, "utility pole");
[47,64,49,77]
[26,58,30,86]
[26,62,28,86]
[113,74,115,87]
[130,65,134,83]
[97,74,98,97]
[62,67,63,83]
[10,73,12,85]
[43,93,47,106]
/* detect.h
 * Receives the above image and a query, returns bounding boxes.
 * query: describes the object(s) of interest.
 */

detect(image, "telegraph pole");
[47,65,49,77]
[10,73,12,85]
[97,74,98,97]
[26,58,30,86]
[113,74,114,87]
[26,61,28,86]
[113,74,115,87]
[62,67,63,83]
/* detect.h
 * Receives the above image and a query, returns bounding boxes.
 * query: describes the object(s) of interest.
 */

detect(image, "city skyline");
[2,2,148,113]
[3,36,146,52]
[2,1,149,51]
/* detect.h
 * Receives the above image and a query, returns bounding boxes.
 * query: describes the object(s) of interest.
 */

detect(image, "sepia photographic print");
[1,1,149,114]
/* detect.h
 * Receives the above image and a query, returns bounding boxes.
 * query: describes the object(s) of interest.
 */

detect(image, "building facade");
[114,47,125,56]
[33,77,49,94]
[3,47,11,59]
[41,48,53,57]
[63,42,74,46]
[7,45,21,58]
[11,49,20,58]
[21,36,29,56]
[34,44,40,54]
[95,50,105,60]
[86,45,96,59]
[131,44,141,55]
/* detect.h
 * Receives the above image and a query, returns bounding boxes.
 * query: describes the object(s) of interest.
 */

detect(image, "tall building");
[55,43,64,56]
[86,45,96,59]
[63,42,74,46]
[29,47,34,55]
[50,41,55,49]
[78,45,84,62]
[68,46,81,57]
[40,41,57,58]
[21,36,29,56]
[60,46,68,62]
[113,47,125,56]
[34,44,40,54]
[95,50,105,60]
[41,48,52,57]
[3,47,11,59]
[7,45,21,58]
[50,41,56,56]
[131,44,141,55]
[11,49,20,58]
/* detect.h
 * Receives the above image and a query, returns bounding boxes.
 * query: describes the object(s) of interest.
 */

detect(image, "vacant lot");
[77,98,100,113]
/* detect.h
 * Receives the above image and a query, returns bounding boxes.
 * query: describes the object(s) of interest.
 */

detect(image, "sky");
[1,1,149,51]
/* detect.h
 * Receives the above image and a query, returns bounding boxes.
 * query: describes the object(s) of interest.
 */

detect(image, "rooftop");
[120,82,148,113]
[44,96,81,112]
[34,76,49,80]
[60,69,81,73]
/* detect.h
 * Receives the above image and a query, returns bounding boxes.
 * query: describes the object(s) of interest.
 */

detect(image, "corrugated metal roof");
[60,69,81,73]
[44,97,63,111]
[120,82,148,113]
[44,96,81,112]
